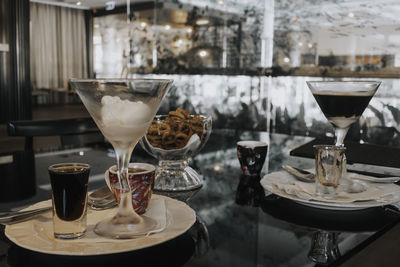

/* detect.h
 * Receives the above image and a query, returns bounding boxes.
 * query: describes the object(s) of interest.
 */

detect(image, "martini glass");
[306,81,381,146]
[70,78,172,239]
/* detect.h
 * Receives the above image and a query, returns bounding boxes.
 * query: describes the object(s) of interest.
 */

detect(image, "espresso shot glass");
[313,145,346,199]
[48,163,90,239]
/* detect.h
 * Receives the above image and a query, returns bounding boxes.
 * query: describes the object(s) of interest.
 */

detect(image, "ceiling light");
[283,57,290,63]
[199,50,208,57]
[298,42,303,47]
[217,0,224,4]
[213,164,222,172]
[186,27,192,33]
[348,12,354,18]
[308,43,313,48]
[140,22,147,28]
[174,39,184,47]
[76,1,81,5]
[94,24,99,28]
[165,24,171,30]
[196,18,209,26]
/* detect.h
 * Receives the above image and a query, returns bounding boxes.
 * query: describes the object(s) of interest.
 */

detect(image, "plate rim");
[5,194,196,256]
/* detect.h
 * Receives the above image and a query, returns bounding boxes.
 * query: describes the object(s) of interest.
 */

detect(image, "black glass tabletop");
[0,130,399,267]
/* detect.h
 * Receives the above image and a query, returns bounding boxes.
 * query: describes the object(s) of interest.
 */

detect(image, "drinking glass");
[70,79,172,239]
[307,81,381,189]
[308,231,340,265]
[139,114,212,202]
[306,81,381,146]
[48,163,90,239]
[314,145,346,198]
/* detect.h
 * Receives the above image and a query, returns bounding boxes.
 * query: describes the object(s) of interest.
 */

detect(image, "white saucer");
[261,172,400,210]
[5,195,196,255]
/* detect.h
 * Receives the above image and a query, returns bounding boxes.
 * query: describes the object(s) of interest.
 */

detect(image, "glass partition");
[93,0,269,77]
[91,0,400,147]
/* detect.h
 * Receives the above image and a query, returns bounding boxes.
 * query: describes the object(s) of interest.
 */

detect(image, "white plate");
[5,195,196,256]
[260,172,400,210]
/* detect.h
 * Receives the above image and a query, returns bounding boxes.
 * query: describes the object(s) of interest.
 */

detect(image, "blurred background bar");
[2,0,400,153]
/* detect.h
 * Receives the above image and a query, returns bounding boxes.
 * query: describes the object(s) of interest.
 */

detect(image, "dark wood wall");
[0,0,31,123]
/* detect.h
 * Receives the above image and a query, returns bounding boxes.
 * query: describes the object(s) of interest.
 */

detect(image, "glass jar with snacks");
[140,108,212,201]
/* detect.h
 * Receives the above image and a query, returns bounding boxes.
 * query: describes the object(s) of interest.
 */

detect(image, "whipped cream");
[101,96,154,126]
[100,96,155,146]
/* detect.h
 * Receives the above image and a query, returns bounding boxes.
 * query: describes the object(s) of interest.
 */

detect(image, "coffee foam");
[312,91,374,96]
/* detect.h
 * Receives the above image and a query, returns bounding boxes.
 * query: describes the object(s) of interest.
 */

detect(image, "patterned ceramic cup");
[105,162,155,215]
[237,141,268,177]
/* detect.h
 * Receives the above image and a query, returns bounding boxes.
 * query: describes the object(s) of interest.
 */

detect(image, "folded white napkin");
[77,198,167,242]
[145,198,168,236]
[263,171,397,203]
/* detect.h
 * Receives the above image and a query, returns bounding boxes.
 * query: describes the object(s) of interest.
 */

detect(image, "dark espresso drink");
[312,93,374,128]
[49,165,90,221]
[313,93,373,118]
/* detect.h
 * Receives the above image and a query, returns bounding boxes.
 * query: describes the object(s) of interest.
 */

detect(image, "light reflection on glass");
[196,18,210,25]
[213,165,222,172]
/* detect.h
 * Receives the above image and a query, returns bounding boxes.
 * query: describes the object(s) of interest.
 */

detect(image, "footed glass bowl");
[139,114,212,201]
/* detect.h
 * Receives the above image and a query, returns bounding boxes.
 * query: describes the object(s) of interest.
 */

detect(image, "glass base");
[94,215,157,239]
[54,230,86,239]
[154,186,202,202]
[315,183,338,199]
[154,160,203,202]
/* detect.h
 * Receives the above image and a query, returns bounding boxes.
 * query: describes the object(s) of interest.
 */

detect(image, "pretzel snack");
[146,108,205,149]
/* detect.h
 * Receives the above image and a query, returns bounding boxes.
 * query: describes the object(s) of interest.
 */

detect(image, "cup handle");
[104,169,111,190]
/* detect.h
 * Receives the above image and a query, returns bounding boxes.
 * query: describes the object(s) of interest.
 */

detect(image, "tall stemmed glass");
[70,79,172,239]
[306,81,381,146]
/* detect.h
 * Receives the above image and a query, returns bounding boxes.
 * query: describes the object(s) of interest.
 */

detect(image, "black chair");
[7,117,100,151]
[1,117,100,202]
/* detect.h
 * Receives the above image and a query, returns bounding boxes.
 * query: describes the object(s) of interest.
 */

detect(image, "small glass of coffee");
[313,145,346,199]
[48,163,90,239]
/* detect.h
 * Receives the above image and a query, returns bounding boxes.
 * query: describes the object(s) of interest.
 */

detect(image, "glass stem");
[334,127,349,146]
[114,146,142,223]
[335,128,349,180]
